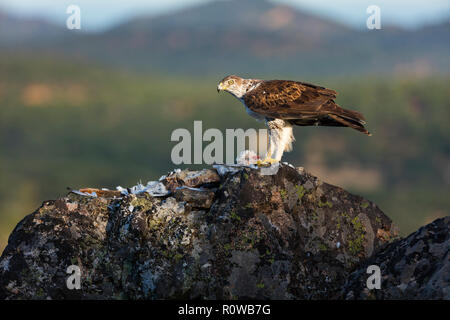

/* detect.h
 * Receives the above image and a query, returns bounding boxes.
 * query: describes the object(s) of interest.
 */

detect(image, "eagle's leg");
[257,119,294,166]
[271,120,294,161]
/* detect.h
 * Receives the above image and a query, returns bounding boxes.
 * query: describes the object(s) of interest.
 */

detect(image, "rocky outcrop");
[0,163,447,299]
[340,216,449,300]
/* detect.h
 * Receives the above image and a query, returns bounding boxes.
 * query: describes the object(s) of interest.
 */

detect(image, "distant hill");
[0,10,67,46]
[0,0,449,76]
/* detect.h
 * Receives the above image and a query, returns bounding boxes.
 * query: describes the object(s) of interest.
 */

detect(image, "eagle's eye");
[228,79,234,85]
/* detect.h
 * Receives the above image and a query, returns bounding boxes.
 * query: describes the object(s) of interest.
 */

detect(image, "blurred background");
[0,0,449,254]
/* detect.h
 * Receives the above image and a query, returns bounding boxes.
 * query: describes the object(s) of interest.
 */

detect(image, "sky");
[0,0,449,31]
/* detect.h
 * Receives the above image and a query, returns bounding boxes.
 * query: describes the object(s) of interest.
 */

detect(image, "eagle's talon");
[256,158,278,167]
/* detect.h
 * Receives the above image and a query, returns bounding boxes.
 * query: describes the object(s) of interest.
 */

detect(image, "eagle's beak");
[217,82,225,93]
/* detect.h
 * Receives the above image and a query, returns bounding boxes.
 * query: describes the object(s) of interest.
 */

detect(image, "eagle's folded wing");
[244,79,363,118]
[243,80,334,117]
[242,79,370,135]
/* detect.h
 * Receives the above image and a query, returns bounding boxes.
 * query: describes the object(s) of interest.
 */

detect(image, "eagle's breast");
[239,98,266,121]
[240,82,266,121]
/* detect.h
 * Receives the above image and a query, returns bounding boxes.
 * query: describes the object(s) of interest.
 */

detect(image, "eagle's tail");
[327,113,372,136]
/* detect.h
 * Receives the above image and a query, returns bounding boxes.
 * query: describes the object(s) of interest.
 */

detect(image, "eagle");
[217,75,371,165]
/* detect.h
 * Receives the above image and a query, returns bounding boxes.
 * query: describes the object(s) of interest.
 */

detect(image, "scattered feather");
[72,190,98,197]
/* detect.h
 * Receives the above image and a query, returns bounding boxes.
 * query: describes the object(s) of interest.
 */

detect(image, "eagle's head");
[217,75,259,99]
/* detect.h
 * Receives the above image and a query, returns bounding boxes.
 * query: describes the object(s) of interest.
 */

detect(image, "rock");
[339,216,449,300]
[174,187,215,209]
[0,163,445,300]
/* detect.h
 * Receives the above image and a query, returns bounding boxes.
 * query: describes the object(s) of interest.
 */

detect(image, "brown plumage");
[243,80,371,135]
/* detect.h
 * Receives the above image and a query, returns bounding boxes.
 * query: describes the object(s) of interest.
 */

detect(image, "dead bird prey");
[217,75,371,165]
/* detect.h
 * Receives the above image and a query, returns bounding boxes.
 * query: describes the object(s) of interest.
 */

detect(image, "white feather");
[266,120,295,161]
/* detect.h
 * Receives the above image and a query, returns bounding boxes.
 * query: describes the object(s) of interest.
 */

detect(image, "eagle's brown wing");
[243,80,370,135]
